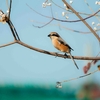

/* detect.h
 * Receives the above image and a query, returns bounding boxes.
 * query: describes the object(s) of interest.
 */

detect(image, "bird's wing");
[57,38,74,51]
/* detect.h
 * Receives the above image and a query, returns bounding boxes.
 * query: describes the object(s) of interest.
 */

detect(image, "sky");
[0,0,100,87]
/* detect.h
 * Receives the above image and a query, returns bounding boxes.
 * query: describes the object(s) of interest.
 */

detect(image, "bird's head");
[48,32,60,39]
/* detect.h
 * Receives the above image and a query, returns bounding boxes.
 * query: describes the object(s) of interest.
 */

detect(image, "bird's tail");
[69,53,79,69]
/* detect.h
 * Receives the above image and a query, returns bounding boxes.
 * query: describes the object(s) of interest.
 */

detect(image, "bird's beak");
[48,34,50,37]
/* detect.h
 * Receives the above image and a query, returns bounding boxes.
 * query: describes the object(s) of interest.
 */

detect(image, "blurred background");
[0,0,100,100]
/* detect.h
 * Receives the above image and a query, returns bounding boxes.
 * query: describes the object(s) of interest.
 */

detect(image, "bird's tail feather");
[69,53,79,69]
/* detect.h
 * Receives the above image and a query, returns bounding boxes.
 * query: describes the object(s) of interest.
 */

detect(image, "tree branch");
[0,40,100,60]
[16,41,100,60]
[0,41,16,48]
[54,10,100,23]
[27,4,100,23]
[31,20,100,34]
[56,68,99,88]
[8,0,12,19]
[51,0,100,17]
[62,0,100,42]
[7,20,18,40]
[8,20,20,40]
[32,18,53,28]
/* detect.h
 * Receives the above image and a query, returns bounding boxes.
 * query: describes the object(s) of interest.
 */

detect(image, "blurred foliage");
[0,82,100,100]
[77,82,100,100]
[0,84,76,100]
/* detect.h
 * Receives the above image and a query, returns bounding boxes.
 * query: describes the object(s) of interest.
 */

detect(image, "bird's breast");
[52,39,69,53]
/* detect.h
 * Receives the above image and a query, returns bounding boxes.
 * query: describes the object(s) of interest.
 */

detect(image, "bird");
[48,32,79,69]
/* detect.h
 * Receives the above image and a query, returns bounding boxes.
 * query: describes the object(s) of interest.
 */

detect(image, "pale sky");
[0,0,100,86]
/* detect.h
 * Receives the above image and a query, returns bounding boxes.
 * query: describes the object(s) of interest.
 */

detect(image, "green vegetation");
[0,84,76,100]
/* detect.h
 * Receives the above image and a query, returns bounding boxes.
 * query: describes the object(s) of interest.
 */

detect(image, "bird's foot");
[55,52,58,58]
[64,53,68,59]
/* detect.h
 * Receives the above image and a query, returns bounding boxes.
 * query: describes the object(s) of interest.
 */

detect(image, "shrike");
[48,32,79,69]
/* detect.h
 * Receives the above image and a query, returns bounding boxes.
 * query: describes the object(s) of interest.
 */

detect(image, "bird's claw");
[55,52,58,58]
[64,53,68,59]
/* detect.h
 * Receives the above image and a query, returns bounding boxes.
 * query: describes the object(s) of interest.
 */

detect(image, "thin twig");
[57,69,99,86]
[64,69,99,83]
[31,20,100,33]
[8,0,12,19]
[26,3,51,18]
[7,20,17,40]
[84,0,100,22]
[62,0,100,42]
[54,10,100,22]
[0,41,16,48]
[50,4,53,17]
[0,10,20,41]
[51,0,100,17]
[9,20,20,40]
[27,3,100,23]
[33,18,53,28]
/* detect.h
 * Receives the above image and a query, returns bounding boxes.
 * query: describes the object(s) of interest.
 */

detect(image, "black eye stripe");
[52,34,60,37]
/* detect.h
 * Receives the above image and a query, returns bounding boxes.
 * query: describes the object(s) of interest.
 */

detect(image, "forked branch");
[62,0,100,42]
[0,40,100,61]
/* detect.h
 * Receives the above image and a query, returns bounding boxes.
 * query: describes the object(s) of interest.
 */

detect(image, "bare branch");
[84,0,100,22]
[62,0,100,42]
[0,10,20,41]
[51,0,100,17]
[26,3,51,18]
[8,0,12,19]
[31,20,100,34]
[27,3,100,23]
[7,20,18,40]
[6,0,12,19]
[56,68,99,88]
[0,40,100,61]
[33,18,53,28]
[8,20,20,40]
[0,41,16,48]
[16,41,100,60]
[54,10,100,23]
